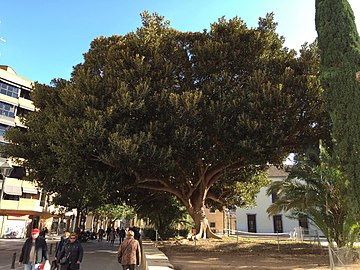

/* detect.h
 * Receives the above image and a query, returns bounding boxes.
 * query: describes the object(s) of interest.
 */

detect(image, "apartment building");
[0,65,56,238]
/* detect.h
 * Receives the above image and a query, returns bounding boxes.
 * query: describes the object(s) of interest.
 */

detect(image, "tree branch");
[185,159,210,198]
[207,194,226,205]
[137,183,187,206]
[205,159,246,187]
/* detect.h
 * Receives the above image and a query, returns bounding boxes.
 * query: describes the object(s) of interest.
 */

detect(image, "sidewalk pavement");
[141,240,174,270]
[0,238,174,270]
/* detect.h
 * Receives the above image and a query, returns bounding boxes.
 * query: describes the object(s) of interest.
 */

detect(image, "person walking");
[55,232,70,269]
[109,228,116,246]
[98,228,105,242]
[58,232,84,270]
[117,230,141,270]
[106,227,111,241]
[19,228,49,270]
[40,227,48,238]
[118,228,126,244]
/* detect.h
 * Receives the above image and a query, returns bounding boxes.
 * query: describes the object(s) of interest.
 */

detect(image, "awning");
[4,184,22,195]
[22,186,38,194]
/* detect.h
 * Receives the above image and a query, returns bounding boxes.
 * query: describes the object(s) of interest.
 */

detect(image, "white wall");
[235,175,321,236]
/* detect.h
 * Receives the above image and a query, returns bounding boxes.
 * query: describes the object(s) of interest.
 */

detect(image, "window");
[247,214,257,233]
[209,208,216,213]
[9,166,25,179]
[298,215,309,234]
[0,124,9,137]
[3,194,20,201]
[0,102,15,118]
[0,82,19,98]
[20,89,31,100]
[273,215,283,233]
[209,222,216,228]
[16,107,30,118]
[22,193,39,200]
[271,192,278,203]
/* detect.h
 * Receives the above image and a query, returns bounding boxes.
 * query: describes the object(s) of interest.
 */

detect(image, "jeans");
[24,263,41,270]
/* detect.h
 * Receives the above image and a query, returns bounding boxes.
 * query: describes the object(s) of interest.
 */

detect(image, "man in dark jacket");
[58,232,83,270]
[119,228,126,244]
[19,228,49,270]
[55,231,70,270]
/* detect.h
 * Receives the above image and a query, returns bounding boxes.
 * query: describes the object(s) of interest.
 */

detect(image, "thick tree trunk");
[189,206,221,239]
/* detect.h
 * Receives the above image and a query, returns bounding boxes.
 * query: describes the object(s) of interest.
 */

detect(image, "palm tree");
[267,144,359,247]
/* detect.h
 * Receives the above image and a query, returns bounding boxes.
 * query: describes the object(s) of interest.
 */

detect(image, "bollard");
[155,230,158,247]
[10,252,16,269]
[49,243,53,255]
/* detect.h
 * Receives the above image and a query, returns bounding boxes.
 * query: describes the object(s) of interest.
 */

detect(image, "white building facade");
[235,167,321,236]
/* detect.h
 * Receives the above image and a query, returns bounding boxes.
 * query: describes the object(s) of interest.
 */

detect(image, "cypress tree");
[316,0,360,211]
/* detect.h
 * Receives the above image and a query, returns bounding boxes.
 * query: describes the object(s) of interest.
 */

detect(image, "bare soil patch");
[158,237,360,270]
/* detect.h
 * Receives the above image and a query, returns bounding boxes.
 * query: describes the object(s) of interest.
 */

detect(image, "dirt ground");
[158,237,360,270]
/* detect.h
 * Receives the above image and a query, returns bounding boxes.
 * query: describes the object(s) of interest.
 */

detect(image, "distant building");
[0,66,58,238]
[206,207,236,235]
[235,166,321,236]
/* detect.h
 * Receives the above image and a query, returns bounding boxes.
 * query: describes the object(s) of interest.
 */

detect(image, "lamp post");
[0,160,14,204]
[0,160,14,238]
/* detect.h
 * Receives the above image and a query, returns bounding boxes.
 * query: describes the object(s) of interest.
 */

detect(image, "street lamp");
[0,161,13,178]
[0,160,14,198]
[0,160,14,205]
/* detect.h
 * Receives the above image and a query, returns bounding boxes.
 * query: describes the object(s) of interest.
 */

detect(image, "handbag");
[59,254,70,265]
[50,259,58,270]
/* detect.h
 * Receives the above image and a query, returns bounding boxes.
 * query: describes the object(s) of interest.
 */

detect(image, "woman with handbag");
[117,230,141,270]
[58,233,83,270]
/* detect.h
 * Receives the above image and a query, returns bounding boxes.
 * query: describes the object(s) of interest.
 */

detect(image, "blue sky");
[1,0,359,85]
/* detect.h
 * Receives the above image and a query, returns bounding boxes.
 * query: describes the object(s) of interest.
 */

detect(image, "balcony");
[0,93,17,106]
[0,178,47,215]
[0,198,39,211]
[18,97,35,111]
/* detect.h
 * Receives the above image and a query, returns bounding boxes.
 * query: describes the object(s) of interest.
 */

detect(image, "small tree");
[93,203,135,228]
[267,144,359,248]
[134,191,189,237]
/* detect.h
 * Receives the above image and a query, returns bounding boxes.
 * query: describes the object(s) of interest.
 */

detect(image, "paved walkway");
[0,238,173,270]
[141,240,174,270]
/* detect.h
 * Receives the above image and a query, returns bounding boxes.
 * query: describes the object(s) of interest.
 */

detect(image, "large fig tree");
[4,12,327,238]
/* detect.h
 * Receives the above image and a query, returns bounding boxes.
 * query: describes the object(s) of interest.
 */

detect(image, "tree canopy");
[4,12,328,238]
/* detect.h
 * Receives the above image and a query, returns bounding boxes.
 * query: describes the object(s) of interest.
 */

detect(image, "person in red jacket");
[19,228,49,270]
